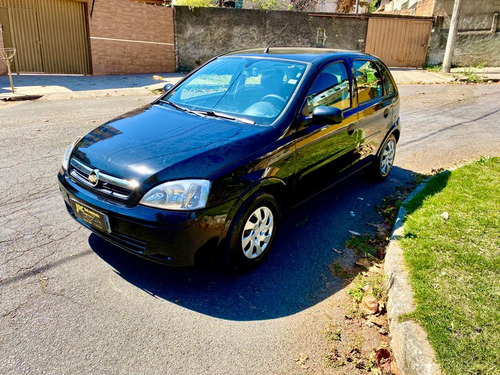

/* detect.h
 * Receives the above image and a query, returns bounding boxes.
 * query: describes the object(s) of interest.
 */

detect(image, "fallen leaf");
[367,315,385,327]
[360,295,379,315]
[368,222,392,239]
[332,248,344,254]
[349,230,361,236]
[355,258,372,269]
[375,348,392,373]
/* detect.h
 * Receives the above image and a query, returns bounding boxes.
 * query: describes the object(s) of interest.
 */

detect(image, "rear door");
[352,59,393,161]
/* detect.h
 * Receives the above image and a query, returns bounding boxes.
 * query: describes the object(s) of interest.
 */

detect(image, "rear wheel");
[224,193,280,271]
[367,134,397,181]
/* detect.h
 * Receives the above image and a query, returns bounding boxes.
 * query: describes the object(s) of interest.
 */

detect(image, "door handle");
[347,124,356,135]
[384,109,390,118]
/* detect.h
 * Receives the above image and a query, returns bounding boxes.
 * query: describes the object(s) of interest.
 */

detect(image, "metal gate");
[0,0,90,74]
[365,17,433,68]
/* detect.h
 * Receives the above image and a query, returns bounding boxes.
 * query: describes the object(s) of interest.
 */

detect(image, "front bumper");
[58,170,234,266]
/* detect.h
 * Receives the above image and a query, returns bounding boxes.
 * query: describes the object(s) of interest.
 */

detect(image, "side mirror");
[163,83,174,92]
[311,106,343,125]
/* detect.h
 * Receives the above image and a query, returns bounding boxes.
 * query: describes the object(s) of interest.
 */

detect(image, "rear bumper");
[58,170,234,266]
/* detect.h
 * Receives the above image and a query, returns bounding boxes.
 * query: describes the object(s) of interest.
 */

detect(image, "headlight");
[139,180,211,210]
[62,138,81,170]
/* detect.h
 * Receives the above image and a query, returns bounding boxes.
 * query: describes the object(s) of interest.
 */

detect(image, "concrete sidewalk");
[0,73,184,101]
[389,68,455,84]
[450,67,500,82]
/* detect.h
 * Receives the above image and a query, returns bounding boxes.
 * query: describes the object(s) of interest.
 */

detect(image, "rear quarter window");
[353,60,384,104]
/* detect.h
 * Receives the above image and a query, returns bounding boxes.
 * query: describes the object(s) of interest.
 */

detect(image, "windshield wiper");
[158,100,208,118]
[158,100,255,125]
[193,110,256,125]
[158,100,189,112]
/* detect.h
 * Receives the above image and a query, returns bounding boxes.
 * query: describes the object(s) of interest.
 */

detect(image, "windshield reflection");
[162,57,307,126]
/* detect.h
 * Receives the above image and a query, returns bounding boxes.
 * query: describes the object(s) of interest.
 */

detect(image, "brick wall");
[87,0,175,75]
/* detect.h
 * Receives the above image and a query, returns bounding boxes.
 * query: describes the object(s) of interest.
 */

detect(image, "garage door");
[0,0,90,74]
[365,17,433,68]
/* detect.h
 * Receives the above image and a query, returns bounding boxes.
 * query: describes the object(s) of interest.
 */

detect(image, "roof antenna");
[264,23,289,54]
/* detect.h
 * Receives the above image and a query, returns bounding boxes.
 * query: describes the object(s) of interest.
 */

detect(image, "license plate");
[71,200,110,233]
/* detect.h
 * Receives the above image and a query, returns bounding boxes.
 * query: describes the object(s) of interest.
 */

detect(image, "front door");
[294,61,360,199]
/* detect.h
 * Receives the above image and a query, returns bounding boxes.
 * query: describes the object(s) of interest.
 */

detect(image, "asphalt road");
[1,84,499,375]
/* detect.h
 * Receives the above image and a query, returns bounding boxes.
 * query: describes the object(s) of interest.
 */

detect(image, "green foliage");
[368,0,379,13]
[401,157,500,374]
[345,235,377,257]
[424,64,442,72]
[174,0,216,9]
[347,278,366,304]
[324,324,342,343]
[247,0,293,10]
[462,67,484,83]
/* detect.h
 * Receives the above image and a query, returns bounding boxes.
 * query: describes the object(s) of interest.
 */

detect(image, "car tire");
[223,192,280,271]
[367,134,397,181]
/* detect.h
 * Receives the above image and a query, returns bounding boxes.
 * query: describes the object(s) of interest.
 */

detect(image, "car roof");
[223,47,375,64]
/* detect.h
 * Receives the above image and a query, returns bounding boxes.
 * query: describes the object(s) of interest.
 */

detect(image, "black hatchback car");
[58,48,400,269]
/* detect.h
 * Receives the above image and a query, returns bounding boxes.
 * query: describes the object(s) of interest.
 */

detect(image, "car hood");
[72,104,271,184]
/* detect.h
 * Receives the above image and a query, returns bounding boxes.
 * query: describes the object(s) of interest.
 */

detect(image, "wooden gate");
[365,17,433,68]
[0,0,90,74]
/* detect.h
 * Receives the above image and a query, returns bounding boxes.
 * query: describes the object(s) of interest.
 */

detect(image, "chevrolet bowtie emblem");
[88,169,100,186]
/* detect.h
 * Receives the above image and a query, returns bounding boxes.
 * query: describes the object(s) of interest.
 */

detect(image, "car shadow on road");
[89,166,417,321]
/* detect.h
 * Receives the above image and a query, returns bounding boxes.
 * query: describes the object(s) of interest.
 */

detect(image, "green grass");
[400,157,500,374]
[424,64,442,72]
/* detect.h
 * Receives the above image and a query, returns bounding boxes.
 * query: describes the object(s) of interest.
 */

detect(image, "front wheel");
[223,193,280,271]
[367,134,397,181]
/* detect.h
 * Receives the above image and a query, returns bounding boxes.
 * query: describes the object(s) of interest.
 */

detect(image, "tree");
[173,0,217,8]
[337,0,354,13]
[291,0,319,12]
[247,0,293,10]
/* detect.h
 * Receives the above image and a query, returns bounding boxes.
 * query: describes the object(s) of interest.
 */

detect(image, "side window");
[379,64,395,95]
[353,60,383,104]
[303,62,351,116]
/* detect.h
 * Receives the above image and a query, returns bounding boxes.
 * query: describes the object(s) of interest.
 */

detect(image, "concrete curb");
[40,86,162,101]
[384,180,443,375]
[0,87,160,101]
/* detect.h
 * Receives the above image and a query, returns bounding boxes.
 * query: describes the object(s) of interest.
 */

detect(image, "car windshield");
[161,57,308,125]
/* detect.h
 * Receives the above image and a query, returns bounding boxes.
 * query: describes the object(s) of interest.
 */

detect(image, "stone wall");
[87,0,175,75]
[174,6,368,71]
[427,0,500,66]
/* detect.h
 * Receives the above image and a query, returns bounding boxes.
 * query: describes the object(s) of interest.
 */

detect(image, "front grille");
[69,158,138,200]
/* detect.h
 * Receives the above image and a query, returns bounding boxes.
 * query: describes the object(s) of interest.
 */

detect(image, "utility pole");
[442,0,463,73]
